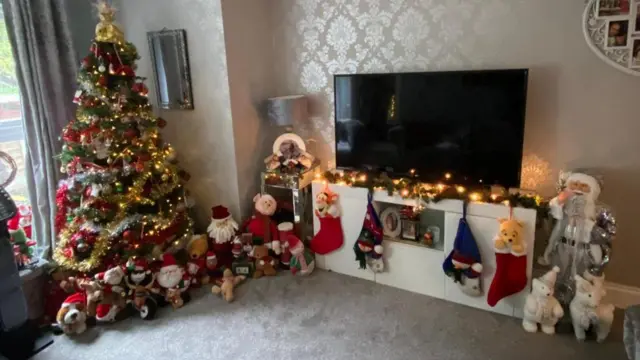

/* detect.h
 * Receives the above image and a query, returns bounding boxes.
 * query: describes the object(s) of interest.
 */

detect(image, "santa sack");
[442,201,483,297]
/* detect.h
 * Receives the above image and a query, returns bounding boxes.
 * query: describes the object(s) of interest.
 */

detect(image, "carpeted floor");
[35,270,626,360]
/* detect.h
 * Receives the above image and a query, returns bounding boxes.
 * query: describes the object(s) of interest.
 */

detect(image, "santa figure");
[93,266,126,322]
[207,205,238,269]
[538,170,615,306]
[156,253,191,308]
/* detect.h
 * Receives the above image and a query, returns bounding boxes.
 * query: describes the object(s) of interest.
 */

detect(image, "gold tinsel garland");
[53,211,191,272]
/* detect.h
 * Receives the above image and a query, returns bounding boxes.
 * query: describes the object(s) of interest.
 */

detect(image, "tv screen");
[334,69,528,188]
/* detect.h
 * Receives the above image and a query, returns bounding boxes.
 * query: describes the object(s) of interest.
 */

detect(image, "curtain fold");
[2,0,76,257]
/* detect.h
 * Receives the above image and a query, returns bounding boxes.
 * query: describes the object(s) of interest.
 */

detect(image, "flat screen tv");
[334,69,528,188]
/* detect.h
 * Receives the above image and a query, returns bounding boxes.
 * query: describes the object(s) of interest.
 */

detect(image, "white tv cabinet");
[312,182,536,318]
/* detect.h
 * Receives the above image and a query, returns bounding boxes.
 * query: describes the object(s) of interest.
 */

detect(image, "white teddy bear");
[569,273,615,342]
[522,266,564,334]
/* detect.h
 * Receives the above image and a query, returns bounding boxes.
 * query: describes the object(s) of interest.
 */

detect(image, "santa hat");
[63,292,87,307]
[133,258,148,272]
[540,266,560,288]
[211,205,231,221]
[161,253,178,269]
[206,251,217,261]
[94,271,106,281]
[232,238,243,256]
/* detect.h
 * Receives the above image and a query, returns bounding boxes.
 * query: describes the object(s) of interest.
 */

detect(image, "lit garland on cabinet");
[311,169,549,218]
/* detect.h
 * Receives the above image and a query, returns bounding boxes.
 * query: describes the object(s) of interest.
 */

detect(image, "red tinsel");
[62,126,80,143]
[55,184,71,234]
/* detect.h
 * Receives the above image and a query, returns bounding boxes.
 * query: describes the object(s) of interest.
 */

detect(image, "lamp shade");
[266,95,307,127]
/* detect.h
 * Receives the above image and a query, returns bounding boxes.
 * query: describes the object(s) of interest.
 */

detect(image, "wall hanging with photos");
[584,0,640,76]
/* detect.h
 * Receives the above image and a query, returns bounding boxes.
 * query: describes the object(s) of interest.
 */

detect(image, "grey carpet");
[35,270,626,360]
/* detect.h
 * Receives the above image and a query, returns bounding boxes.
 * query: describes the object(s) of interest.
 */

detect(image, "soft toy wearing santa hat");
[207,205,238,269]
[93,266,127,322]
[156,253,191,308]
[279,222,315,276]
[7,204,32,239]
[56,292,88,335]
[240,194,281,256]
[186,235,210,287]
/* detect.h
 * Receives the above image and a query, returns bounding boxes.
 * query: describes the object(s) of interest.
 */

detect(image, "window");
[0,4,28,203]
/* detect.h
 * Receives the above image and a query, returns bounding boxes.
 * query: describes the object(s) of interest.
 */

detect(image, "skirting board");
[605,282,640,309]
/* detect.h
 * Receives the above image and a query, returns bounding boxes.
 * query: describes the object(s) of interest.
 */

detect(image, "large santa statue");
[538,170,615,306]
[207,205,238,269]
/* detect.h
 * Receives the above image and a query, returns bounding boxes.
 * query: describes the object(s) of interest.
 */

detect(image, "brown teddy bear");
[211,269,246,302]
[494,218,525,255]
[186,235,210,287]
[253,245,278,278]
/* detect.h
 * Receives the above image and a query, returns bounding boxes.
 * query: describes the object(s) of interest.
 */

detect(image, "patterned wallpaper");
[274,0,527,170]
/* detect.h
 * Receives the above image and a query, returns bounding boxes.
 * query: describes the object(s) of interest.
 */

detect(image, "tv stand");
[312,182,536,318]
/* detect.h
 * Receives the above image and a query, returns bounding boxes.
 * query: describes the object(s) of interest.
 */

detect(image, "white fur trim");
[549,197,564,220]
[374,245,383,254]
[566,173,601,200]
[259,260,265,266]
[277,222,293,231]
[471,263,483,273]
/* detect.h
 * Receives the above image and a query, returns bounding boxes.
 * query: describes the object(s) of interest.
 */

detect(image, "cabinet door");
[313,184,374,281]
[375,241,445,299]
[443,213,513,316]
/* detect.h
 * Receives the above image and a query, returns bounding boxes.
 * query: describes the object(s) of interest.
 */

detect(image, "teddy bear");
[186,235,210,287]
[93,266,128,322]
[522,266,564,334]
[494,217,526,255]
[211,269,246,302]
[570,273,615,342]
[240,194,281,255]
[253,245,278,278]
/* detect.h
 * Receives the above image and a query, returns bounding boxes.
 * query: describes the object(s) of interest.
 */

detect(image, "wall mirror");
[147,29,194,109]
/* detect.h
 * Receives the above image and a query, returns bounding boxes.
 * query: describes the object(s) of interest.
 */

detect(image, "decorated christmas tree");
[53,2,193,273]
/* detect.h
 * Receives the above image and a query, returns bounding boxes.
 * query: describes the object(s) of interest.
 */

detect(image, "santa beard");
[566,192,596,220]
[157,265,184,289]
[207,217,238,244]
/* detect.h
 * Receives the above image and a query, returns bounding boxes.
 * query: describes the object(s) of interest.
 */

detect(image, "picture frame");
[401,219,419,241]
[606,19,631,48]
[380,207,402,239]
[631,38,640,68]
[598,0,631,18]
[634,3,640,34]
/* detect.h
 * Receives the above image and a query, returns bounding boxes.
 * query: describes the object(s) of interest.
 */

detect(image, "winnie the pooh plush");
[253,245,278,278]
[211,269,246,302]
[494,217,525,255]
[186,235,210,287]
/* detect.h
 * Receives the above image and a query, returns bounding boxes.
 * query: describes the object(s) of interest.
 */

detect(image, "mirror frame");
[147,29,195,110]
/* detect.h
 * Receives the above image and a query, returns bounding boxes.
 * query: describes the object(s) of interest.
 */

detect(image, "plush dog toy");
[211,269,246,302]
[56,292,89,335]
[494,217,525,255]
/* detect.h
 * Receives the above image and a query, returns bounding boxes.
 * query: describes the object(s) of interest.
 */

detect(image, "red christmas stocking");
[487,250,528,307]
[311,214,344,255]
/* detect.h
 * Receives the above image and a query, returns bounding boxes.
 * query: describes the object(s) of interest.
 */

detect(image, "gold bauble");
[161,174,169,181]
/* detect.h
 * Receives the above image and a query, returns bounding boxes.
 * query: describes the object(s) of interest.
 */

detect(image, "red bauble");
[62,127,80,143]
[124,128,138,139]
[134,160,145,172]
[156,118,167,128]
[137,152,151,162]
[123,229,138,241]
[84,186,93,198]
[81,57,92,69]
[98,75,107,86]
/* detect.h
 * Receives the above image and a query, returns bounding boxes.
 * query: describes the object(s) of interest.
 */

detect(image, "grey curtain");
[2,0,76,257]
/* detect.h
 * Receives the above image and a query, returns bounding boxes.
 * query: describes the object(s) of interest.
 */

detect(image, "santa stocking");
[487,251,527,306]
[487,212,528,307]
[310,187,344,255]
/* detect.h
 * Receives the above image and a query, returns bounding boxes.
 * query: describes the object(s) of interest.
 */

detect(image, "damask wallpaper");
[273,0,529,171]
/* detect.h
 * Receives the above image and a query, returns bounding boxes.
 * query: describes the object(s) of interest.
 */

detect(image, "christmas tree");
[53,2,193,272]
